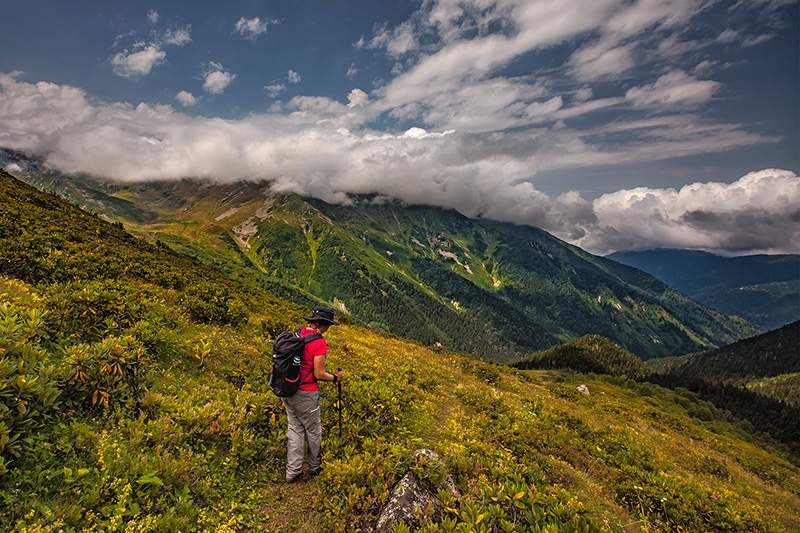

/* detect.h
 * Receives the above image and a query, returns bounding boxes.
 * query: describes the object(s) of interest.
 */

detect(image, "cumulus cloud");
[234,17,271,42]
[175,91,197,107]
[147,10,158,24]
[110,45,166,77]
[572,170,800,255]
[203,62,235,94]
[287,70,301,84]
[346,88,369,108]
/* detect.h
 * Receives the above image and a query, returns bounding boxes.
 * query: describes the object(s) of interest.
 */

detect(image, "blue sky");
[1,0,798,255]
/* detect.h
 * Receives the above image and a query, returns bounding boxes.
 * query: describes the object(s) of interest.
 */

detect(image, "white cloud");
[203,62,236,94]
[287,70,301,84]
[716,28,739,43]
[265,83,286,98]
[147,10,158,24]
[0,73,795,255]
[164,26,193,46]
[573,169,800,255]
[110,45,166,77]
[742,33,775,47]
[346,89,369,108]
[366,20,419,57]
[625,71,720,108]
[569,41,636,80]
[175,91,197,107]
[346,63,359,78]
[234,17,270,42]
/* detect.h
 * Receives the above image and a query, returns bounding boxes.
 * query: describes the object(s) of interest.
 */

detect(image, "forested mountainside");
[1,168,798,532]
[647,320,800,384]
[608,249,800,330]
[2,156,760,362]
[510,334,651,378]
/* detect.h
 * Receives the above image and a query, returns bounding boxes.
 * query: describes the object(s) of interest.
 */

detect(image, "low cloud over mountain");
[1,73,797,256]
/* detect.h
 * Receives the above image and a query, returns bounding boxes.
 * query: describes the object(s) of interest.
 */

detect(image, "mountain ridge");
[608,248,800,330]
[0,156,760,362]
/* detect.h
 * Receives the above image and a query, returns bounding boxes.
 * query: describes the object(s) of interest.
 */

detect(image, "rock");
[577,384,590,396]
[374,471,444,533]
[368,449,458,533]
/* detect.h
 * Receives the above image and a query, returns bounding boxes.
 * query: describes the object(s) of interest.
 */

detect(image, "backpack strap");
[298,332,324,385]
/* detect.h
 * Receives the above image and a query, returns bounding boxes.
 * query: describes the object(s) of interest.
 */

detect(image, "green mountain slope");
[1,169,799,532]
[647,320,800,385]
[747,373,800,408]
[510,334,651,378]
[3,158,760,362]
[608,249,800,330]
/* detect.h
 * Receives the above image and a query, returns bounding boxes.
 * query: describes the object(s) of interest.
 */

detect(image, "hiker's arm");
[314,354,343,382]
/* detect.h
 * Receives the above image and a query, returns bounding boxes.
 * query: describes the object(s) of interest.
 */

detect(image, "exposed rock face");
[373,471,444,533]
[365,449,459,533]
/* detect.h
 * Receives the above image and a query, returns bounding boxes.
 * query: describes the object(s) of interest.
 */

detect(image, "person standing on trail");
[283,306,344,483]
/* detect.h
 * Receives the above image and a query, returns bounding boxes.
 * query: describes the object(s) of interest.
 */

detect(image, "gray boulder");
[374,470,445,533]
[367,449,459,533]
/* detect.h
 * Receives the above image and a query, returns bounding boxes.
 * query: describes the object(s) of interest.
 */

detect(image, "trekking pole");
[337,368,343,438]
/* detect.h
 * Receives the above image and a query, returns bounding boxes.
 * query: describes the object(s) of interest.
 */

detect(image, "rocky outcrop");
[365,449,460,533]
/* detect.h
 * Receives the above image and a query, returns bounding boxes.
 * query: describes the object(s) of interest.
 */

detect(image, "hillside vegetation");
[1,156,760,362]
[509,330,800,458]
[2,170,800,532]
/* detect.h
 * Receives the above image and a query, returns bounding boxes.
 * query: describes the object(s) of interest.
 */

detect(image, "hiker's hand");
[334,369,343,383]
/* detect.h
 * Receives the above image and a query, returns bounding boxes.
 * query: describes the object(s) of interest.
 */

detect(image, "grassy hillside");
[1,170,800,532]
[608,249,800,330]
[2,158,760,362]
[2,274,799,532]
[509,329,800,458]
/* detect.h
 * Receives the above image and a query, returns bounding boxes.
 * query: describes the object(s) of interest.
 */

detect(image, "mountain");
[1,169,798,532]
[607,248,800,330]
[510,334,651,378]
[647,320,800,385]
[0,154,760,362]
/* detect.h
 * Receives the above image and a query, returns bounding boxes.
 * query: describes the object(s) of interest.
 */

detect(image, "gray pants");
[282,389,321,481]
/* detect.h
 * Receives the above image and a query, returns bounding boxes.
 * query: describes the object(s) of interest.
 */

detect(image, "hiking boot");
[309,467,323,477]
[286,474,302,484]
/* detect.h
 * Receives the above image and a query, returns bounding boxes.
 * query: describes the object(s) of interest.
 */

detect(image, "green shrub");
[0,304,61,473]
[61,335,151,413]
[43,280,152,343]
[178,282,248,327]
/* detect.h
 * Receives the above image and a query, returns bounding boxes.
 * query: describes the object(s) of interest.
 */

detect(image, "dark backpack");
[268,328,323,397]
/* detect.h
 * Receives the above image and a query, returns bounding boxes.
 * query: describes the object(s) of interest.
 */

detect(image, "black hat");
[304,306,340,325]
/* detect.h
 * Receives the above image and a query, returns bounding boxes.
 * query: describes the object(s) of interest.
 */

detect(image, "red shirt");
[299,326,327,391]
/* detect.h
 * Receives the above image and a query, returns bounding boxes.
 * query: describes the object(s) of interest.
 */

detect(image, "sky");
[0,0,798,256]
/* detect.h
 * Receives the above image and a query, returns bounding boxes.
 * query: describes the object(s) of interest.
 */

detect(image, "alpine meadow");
[2,0,799,531]
[2,167,800,533]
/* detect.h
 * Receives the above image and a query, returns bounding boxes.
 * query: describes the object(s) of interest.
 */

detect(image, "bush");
[61,335,151,414]
[178,282,248,327]
[0,304,61,473]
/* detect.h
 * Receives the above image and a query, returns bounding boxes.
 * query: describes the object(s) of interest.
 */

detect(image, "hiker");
[283,306,344,483]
